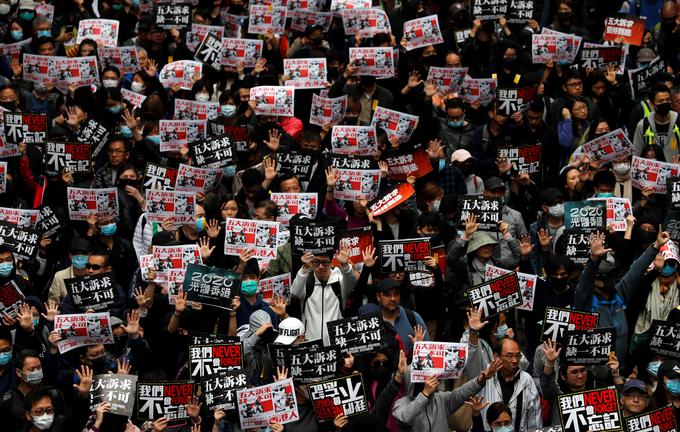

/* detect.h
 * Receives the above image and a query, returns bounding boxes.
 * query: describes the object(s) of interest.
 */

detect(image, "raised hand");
[467,307,488,331]
[121,309,141,337]
[362,245,376,268]
[422,376,440,397]
[407,71,423,89]
[334,414,349,430]
[42,299,59,321]
[409,324,426,344]
[589,231,612,260]
[116,358,131,375]
[270,295,287,318]
[198,237,215,260]
[464,214,479,238]
[326,167,337,187]
[538,228,552,248]
[335,247,351,266]
[344,352,355,369]
[175,290,188,313]
[654,226,671,249]
[426,139,444,160]
[542,339,561,363]
[207,219,222,239]
[264,129,281,152]
[465,396,489,417]
[518,234,533,257]
[186,396,202,420]
[263,157,278,182]
[272,366,289,382]
[17,303,34,331]
[74,365,93,396]
[479,358,503,382]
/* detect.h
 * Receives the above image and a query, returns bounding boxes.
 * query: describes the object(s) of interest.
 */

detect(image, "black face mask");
[557,11,572,22]
[111,335,128,354]
[117,178,140,190]
[502,57,516,69]
[0,100,17,111]
[327,67,340,81]
[230,5,243,13]
[372,364,392,381]
[662,20,676,31]
[89,356,110,374]
[550,276,569,291]
[639,231,657,244]
[656,102,672,116]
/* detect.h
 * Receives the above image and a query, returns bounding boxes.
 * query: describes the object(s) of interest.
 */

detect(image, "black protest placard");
[183,263,241,310]
[558,387,622,432]
[497,144,541,175]
[136,382,194,421]
[224,125,249,152]
[76,118,110,158]
[496,87,538,116]
[65,272,116,312]
[668,177,680,211]
[189,342,243,378]
[44,141,92,176]
[190,330,239,345]
[269,340,323,369]
[278,150,316,181]
[625,405,676,432]
[472,0,508,20]
[327,314,384,356]
[379,238,431,273]
[648,320,680,359]
[563,327,615,365]
[665,211,680,243]
[309,373,368,422]
[143,163,178,191]
[154,3,192,30]
[36,206,62,237]
[328,154,379,171]
[579,46,623,70]
[288,344,341,384]
[3,112,47,145]
[90,374,137,417]
[564,200,606,231]
[195,31,222,69]
[458,196,502,231]
[203,370,249,410]
[507,0,534,23]
[629,56,666,99]
[0,223,39,260]
[290,218,338,255]
[542,307,599,342]
[0,281,25,319]
[189,135,235,169]
[563,229,592,265]
[466,272,522,319]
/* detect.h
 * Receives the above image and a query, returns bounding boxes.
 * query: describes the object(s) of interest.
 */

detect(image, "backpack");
[304,273,344,314]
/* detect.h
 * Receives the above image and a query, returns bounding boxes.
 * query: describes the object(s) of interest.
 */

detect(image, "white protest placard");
[426,67,468,95]
[283,58,327,89]
[174,99,220,121]
[237,378,299,429]
[248,5,287,35]
[631,156,680,194]
[588,197,632,232]
[224,218,280,261]
[121,88,147,108]
[49,56,100,92]
[270,193,318,225]
[221,38,263,68]
[403,15,444,50]
[159,60,202,90]
[22,54,51,83]
[159,119,207,152]
[310,94,347,127]
[250,86,295,117]
[411,341,467,382]
[460,77,497,104]
[77,19,119,47]
[175,164,223,193]
[289,10,333,32]
[257,273,292,304]
[331,126,378,156]
[334,169,381,201]
[67,187,119,221]
[98,46,139,75]
[342,8,391,37]
[371,107,419,143]
[186,23,224,51]
[145,190,197,225]
[54,312,114,353]
[571,128,634,164]
[349,47,394,78]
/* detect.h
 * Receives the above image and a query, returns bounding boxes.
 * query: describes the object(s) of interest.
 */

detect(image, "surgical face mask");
[112,3,123,11]
[120,125,133,138]
[437,159,446,172]
[19,11,35,21]
[0,261,14,277]
[666,379,680,396]
[23,368,43,386]
[0,4,10,15]
[492,425,514,432]
[147,135,160,145]
[547,203,565,218]
[131,81,145,93]
[222,165,236,177]
[36,30,51,38]
[72,254,88,270]
[103,79,118,88]
[656,102,672,117]
[221,104,237,117]
[661,264,677,277]
[447,118,465,128]
[431,199,441,212]
[597,192,614,198]
[131,0,140,7]
[496,323,508,339]
[196,217,206,232]
[0,350,11,365]
[613,162,631,175]
[32,317,39,328]
[195,92,210,102]
[241,279,258,296]
[107,105,122,114]
[100,222,117,236]
[10,30,22,41]
[648,360,662,377]
[31,413,54,431]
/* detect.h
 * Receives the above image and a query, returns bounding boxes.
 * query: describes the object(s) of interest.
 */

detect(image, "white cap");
[451,149,474,163]
[274,317,305,345]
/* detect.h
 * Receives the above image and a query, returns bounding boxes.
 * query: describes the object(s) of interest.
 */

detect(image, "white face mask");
[195,92,210,102]
[102,79,118,88]
[32,413,54,430]
[0,4,10,15]
[612,162,631,175]
[547,203,565,218]
[131,81,144,93]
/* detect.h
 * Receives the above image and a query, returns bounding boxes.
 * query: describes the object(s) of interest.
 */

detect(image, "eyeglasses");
[311,260,331,267]
[31,407,54,416]
[86,263,104,270]
[108,149,127,154]
[565,81,583,88]
[501,353,522,360]
[568,368,587,375]
[624,392,649,400]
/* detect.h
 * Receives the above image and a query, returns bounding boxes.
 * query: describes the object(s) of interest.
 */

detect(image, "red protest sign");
[368,183,415,217]
[603,16,646,46]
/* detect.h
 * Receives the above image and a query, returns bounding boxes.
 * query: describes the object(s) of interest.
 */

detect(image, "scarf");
[635,279,680,334]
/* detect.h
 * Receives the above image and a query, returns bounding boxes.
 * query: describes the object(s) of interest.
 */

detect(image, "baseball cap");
[451,149,475,163]
[622,379,647,394]
[539,188,563,205]
[274,318,305,345]
[70,237,92,254]
[110,316,124,327]
[485,176,506,191]
[657,359,680,380]
[376,278,401,293]
[304,24,324,36]
[636,48,656,64]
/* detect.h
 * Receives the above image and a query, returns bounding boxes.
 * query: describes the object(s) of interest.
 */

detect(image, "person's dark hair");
[108,135,131,152]
[254,200,278,218]
[78,38,98,55]
[35,36,55,50]
[191,78,213,98]
[241,169,263,189]
[277,171,298,185]
[593,170,616,189]
[373,33,391,46]
[651,83,672,101]
[16,349,40,370]
[640,144,666,162]
[563,95,588,112]
[102,65,121,79]
[24,387,54,410]
[300,130,321,146]
[416,212,441,230]
[545,254,575,276]
[562,68,583,86]
[494,337,518,354]
[527,97,545,113]
[445,97,465,111]
[485,401,512,425]
[0,326,12,343]
[89,249,112,267]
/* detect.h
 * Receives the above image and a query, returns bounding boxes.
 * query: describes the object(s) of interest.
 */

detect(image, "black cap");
[70,237,92,254]
[539,188,563,205]
[658,360,680,380]
[484,177,505,191]
[304,24,324,36]
[377,278,401,293]
[151,231,181,247]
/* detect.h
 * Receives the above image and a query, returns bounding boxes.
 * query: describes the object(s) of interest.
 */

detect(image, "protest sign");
[203,370,249,410]
[0,223,39,261]
[383,147,433,181]
[625,405,676,432]
[22,54,50,83]
[573,129,634,164]
[507,0,534,22]
[330,0,371,12]
[175,164,222,193]
[0,281,25,319]
[153,244,202,282]
[542,307,599,342]
[159,61,202,91]
[77,19,119,47]
[90,374,137,417]
[250,86,295,117]
[331,126,377,155]
[669,177,680,211]
[44,141,91,176]
[186,23,224,52]
[310,94,347,127]
[467,272,522,318]
[460,77,497,104]
[327,313,384,355]
[379,238,431,273]
[139,254,160,283]
[287,344,341,384]
[329,155,378,171]
[426,66,468,95]
[631,156,680,193]
[189,342,243,378]
[563,327,616,365]
[190,135,235,169]
[269,340,323,370]
[194,31,223,69]
[284,58,327,89]
[309,374,368,422]
[98,46,139,75]
[145,190,196,225]
[66,188,119,221]
[558,387,622,432]
[497,144,541,175]
[222,13,245,38]
[532,32,582,64]
[334,168,381,201]
[221,38,263,68]
[289,10,332,33]
[3,112,47,145]
[604,16,646,46]
[35,3,54,24]
[190,331,240,346]
[564,200,607,231]
[48,56,100,92]
[65,273,116,312]
[270,193,318,225]
[485,265,537,312]
[54,312,114,353]
[286,0,324,11]
[224,218,280,261]
[237,378,299,429]
[402,15,444,50]
[290,219,337,255]
[36,206,62,237]
[76,118,110,158]
[458,196,502,231]
[276,150,316,181]
[472,0,507,19]
[629,56,666,99]
[0,207,39,229]
[143,163,178,191]
[369,183,415,217]
[159,119,207,152]
[579,44,624,70]
[137,382,194,421]
[183,263,241,310]
[411,342,468,382]
[258,273,292,304]
[215,125,248,153]
[587,197,632,232]
[248,5,287,35]
[371,106,419,143]
[341,8,390,37]
[563,229,593,265]
[348,47,394,78]
[333,227,373,266]
[0,38,31,60]
[154,3,192,30]
[648,320,680,359]
[496,87,538,116]
[174,99,219,121]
